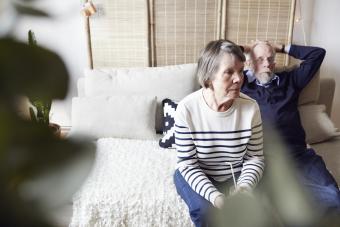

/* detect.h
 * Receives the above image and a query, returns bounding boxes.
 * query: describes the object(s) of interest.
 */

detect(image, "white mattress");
[70,137,193,227]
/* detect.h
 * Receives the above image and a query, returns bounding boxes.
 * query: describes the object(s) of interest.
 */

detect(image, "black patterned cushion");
[159,99,178,148]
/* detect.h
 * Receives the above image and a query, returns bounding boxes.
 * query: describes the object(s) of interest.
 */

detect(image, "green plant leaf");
[0,38,69,101]
[29,107,37,123]
[0,109,94,227]
[0,110,95,190]
[28,30,37,46]
[14,3,49,17]
[0,186,52,227]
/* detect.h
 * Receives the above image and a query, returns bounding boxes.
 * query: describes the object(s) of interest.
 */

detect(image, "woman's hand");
[213,194,225,209]
[230,185,252,196]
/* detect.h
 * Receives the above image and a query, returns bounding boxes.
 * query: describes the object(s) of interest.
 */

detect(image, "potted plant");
[0,6,95,224]
[27,30,61,137]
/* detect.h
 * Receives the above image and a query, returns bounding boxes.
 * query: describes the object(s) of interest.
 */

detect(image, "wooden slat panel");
[226,0,294,66]
[86,0,294,68]
[154,0,220,66]
[90,0,149,67]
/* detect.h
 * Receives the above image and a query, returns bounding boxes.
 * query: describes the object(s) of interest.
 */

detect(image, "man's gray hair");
[249,41,276,63]
[197,39,245,88]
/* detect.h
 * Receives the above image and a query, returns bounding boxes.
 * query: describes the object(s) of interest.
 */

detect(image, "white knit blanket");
[70,138,193,227]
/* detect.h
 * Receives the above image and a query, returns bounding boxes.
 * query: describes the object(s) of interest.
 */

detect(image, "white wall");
[292,0,314,46]
[13,0,88,127]
[308,0,340,127]
[293,0,340,127]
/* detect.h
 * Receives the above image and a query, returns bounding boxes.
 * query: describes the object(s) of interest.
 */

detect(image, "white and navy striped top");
[175,89,264,206]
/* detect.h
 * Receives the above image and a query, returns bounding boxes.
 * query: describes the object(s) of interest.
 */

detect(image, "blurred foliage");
[0,1,95,226]
[27,30,52,125]
[14,1,49,17]
[1,1,338,227]
[0,38,68,101]
[211,126,340,227]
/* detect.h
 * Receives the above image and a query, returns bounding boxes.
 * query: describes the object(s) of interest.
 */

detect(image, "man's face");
[252,44,276,84]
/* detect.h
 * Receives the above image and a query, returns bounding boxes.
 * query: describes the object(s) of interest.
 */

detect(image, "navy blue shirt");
[241,45,326,158]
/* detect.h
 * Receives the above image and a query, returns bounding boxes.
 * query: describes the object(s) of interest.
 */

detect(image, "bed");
[68,64,199,226]
[69,137,193,226]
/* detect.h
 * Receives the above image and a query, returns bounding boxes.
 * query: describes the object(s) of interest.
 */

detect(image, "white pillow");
[298,104,339,144]
[83,64,199,132]
[70,96,157,140]
[298,71,320,105]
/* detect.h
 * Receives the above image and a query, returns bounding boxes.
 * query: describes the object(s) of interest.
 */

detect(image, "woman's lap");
[174,169,214,227]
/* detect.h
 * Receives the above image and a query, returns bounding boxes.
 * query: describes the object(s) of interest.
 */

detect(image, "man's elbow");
[318,47,326,59]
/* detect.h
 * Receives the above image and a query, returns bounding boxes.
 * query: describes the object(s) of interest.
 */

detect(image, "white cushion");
[83,64,199,132]
[298,104,339,144]
[298,70,320,105]
[70,96,157,140]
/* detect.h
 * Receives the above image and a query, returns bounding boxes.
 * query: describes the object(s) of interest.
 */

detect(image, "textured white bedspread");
[70,138,193,227]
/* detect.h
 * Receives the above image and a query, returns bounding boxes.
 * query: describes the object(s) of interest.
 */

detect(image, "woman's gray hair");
[197,39,245,88]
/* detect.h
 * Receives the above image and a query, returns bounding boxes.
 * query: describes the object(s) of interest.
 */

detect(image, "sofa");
[309,77,340,184]
[75,64,340,184]
[62,64,340,227]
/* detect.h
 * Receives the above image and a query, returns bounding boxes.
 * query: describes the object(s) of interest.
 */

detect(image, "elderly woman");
[173,40,265,227]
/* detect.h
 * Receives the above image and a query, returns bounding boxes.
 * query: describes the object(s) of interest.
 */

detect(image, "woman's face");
[210,53,244,100]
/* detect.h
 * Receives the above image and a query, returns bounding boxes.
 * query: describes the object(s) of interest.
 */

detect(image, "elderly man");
[241,41,340,213]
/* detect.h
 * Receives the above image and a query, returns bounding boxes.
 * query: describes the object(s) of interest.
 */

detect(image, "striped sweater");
[175,89,264,205]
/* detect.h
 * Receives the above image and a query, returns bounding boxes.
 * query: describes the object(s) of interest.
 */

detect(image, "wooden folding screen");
[87,0,295,68]
[225,0,295,66]
[153,0,221,66]
[88,0,149,68]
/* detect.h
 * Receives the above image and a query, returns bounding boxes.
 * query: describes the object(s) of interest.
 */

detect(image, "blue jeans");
[174,169,236,227]
[297,148,340,213]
